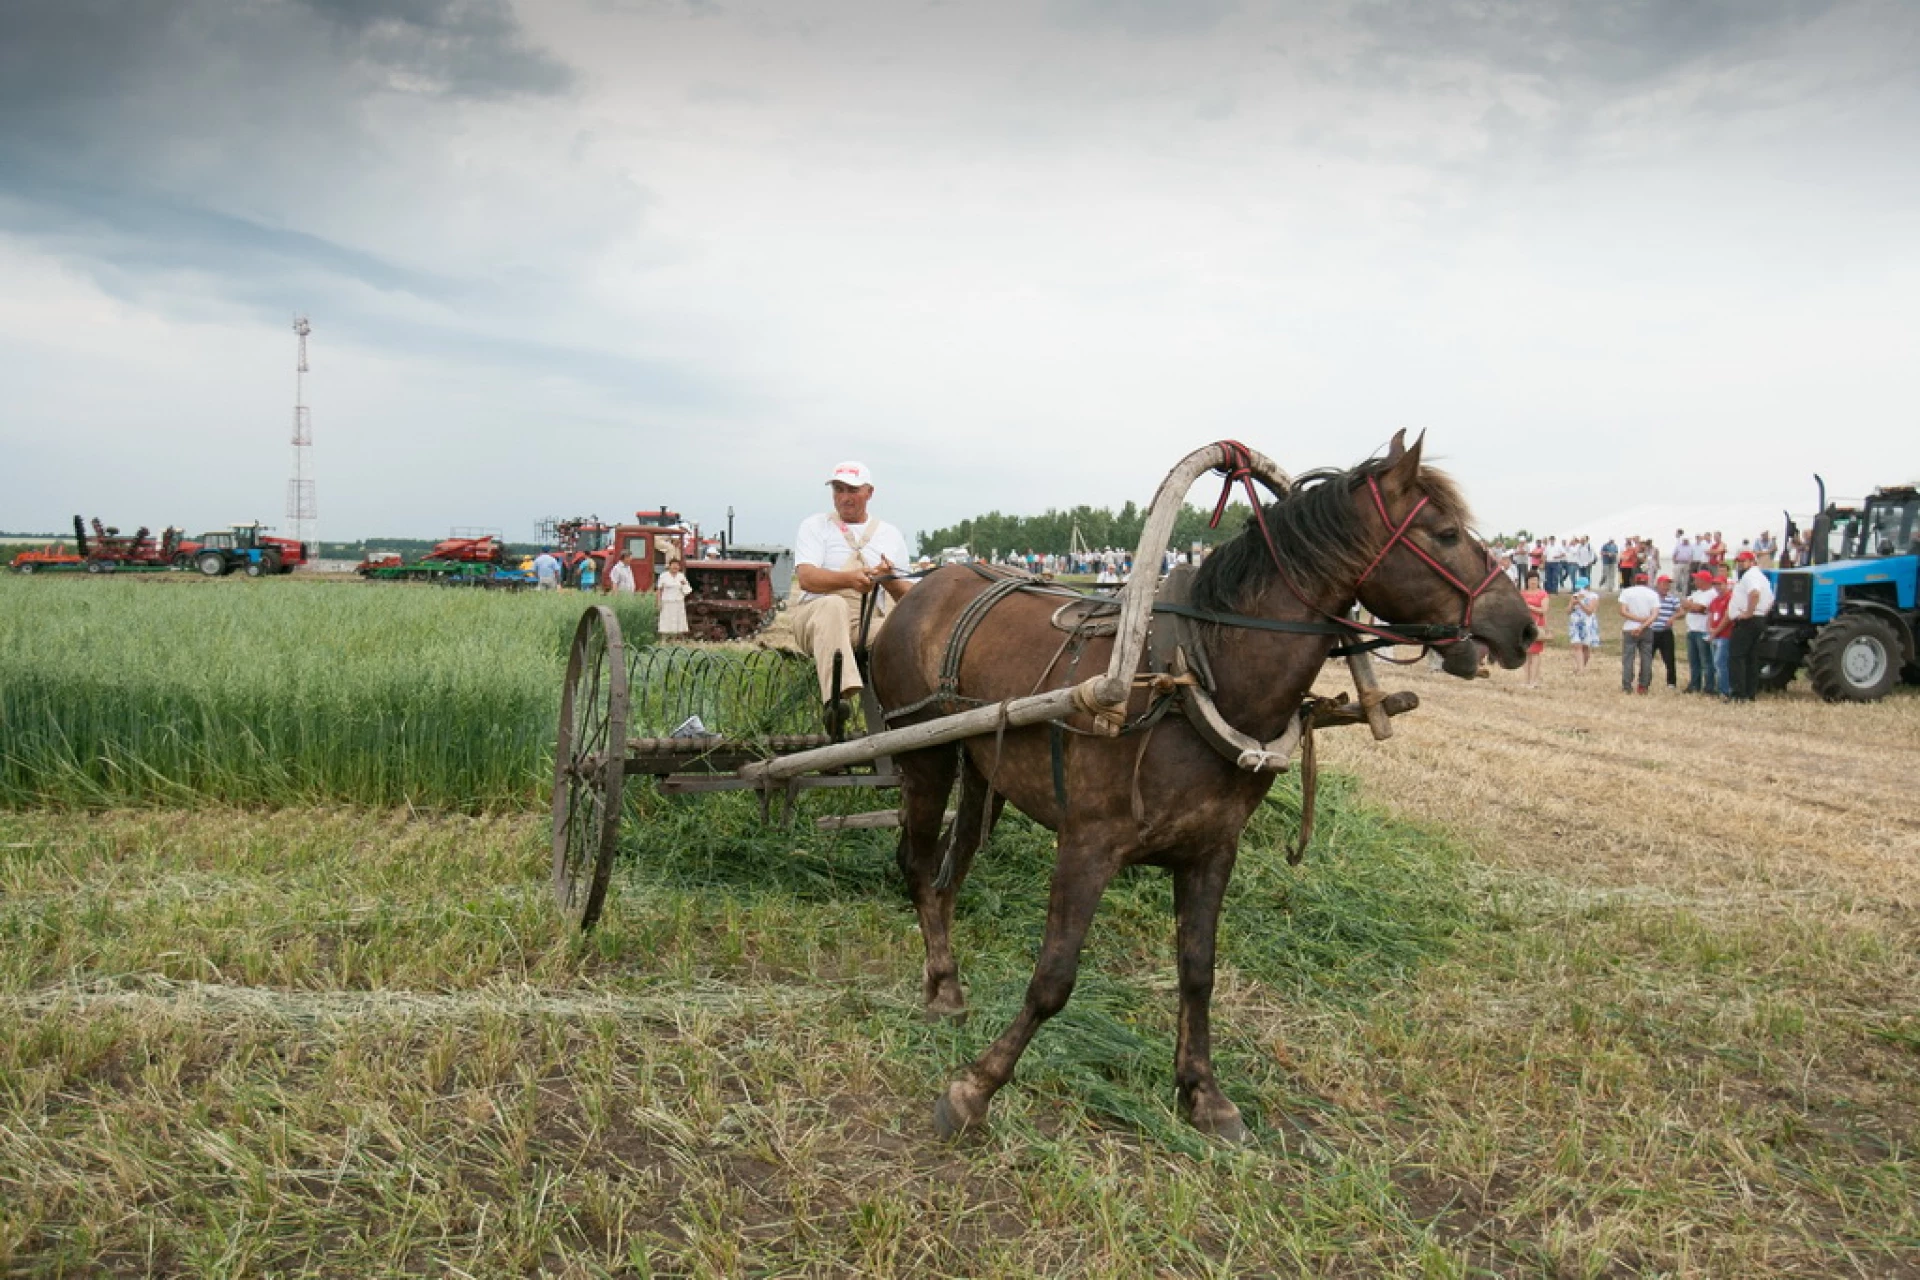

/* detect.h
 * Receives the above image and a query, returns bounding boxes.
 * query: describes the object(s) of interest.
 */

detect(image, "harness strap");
[1291,718,1317,865]
[884,573,1034,722]
[1152,601,1355,639]
[1049,722,1068,813]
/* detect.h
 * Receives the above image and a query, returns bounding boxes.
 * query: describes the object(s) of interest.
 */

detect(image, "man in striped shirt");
[1649,574,1683,691]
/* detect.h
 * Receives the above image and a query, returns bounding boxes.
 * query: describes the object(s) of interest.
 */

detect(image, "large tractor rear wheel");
[1807,613,1902,702]
[197,552,228,577]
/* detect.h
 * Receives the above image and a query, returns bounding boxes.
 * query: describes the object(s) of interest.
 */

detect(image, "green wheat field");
[1,575,1914,1276]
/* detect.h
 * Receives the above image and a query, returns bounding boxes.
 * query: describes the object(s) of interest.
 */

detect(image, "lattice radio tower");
[286,315,317,549]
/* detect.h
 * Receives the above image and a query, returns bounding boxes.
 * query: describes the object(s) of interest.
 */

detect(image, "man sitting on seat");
[790,461,913,725]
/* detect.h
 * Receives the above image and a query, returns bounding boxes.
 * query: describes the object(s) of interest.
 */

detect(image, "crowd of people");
[1492,528,1793,595]
[1500,529,1781,701]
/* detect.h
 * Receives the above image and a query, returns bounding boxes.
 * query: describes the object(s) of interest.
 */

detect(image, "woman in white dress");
[655,557,690,638]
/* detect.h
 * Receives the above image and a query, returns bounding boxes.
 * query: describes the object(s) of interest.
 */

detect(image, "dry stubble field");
[1322,599,1920,904]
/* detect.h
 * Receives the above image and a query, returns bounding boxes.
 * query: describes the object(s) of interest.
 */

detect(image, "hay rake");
[550,621,901,929]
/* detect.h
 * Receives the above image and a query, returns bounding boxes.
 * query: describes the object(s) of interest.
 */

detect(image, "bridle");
[1206,441,1504,657]
[1348,473,1508,650]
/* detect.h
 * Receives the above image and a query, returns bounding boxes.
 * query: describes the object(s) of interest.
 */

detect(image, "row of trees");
[915,501,1254,560]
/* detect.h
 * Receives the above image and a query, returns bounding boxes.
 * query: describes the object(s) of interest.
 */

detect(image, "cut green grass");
[3,777,1915,1276]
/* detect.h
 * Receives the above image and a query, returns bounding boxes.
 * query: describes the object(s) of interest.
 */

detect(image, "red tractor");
[600,513,775,640]
[679,558,778,640]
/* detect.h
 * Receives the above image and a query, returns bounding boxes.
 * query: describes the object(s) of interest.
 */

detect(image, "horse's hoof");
[921,995,969,1024]
[922,972,968,1022]
[1199,1112,1251,1145]
[1187,1099,1251,1145]
[932,1084,985,1140]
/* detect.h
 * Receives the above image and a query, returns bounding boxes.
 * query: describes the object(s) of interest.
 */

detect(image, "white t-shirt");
[1618,584,1660,633]
[606,560,636,593]
[1685,587,1714,633]
[1728,566,1775,621]
[794,512,911,602]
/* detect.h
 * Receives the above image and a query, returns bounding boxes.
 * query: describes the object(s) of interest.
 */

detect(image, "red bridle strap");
[1202,443,1501,653]
[1355,474,1507,632]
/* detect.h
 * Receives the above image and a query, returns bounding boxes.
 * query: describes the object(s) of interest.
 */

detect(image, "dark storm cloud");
[0,0,571,122]
[292,0,575,97]
[0,0,575,211]
[0,0,587,308]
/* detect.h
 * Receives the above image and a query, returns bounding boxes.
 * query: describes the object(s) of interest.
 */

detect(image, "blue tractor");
[1758,482,1920,701]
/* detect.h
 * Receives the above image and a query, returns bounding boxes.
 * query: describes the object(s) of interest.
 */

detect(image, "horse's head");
[1351,431,1536,678]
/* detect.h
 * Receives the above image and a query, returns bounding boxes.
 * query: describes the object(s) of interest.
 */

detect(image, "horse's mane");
[1190,456,1473,613]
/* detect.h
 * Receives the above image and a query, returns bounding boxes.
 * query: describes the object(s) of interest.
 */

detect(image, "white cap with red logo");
[827,461,873,488]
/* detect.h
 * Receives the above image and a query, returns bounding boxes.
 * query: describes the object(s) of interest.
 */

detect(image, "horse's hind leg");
[1172,847,1249,1142]
[935,829,1116,1139]
[894,745,973,1019]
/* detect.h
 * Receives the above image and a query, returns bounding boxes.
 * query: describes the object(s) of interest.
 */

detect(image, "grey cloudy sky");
[2,0,1915,549]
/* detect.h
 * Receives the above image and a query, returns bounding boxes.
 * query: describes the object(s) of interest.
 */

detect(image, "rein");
[1203,440,1500,656]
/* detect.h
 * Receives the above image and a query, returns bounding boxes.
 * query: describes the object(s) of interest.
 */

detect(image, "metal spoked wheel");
[552,605,630,930]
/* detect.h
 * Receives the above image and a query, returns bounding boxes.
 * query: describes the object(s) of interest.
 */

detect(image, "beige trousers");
[787,590,886,703]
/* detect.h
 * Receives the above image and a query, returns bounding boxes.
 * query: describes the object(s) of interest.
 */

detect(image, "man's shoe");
[824,694,863,738]
[823,697,851,737]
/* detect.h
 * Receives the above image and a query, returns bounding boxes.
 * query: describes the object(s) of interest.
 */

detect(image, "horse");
[868,432,1536,1141]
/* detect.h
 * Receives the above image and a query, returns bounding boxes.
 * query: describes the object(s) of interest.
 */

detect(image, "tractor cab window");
[1864,501,1916,558]
[1829,516,1856,562]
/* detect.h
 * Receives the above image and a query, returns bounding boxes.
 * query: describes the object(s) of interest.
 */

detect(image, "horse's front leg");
[934,828,1118,1139]
[1172,846,1249,1142]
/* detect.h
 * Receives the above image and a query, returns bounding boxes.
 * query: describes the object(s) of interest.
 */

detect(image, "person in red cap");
[1680,569,1717,692]
[1649,572,1682,690]
[1725,549,1776,700]
[1707,571,1735,696]
[786,460,913,731]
